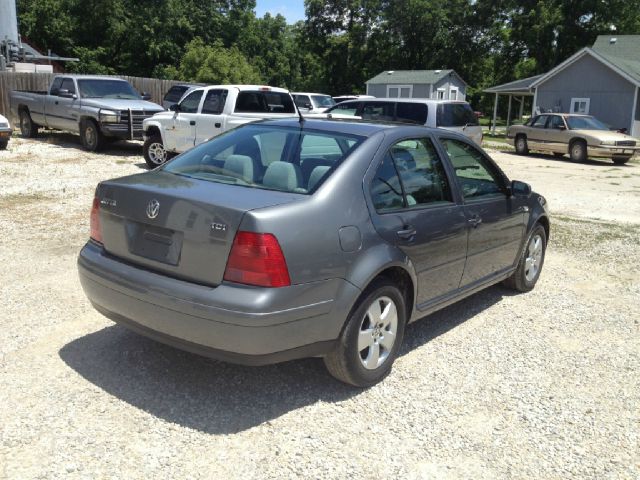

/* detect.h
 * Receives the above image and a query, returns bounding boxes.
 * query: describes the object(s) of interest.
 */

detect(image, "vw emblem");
[146,199,160,219]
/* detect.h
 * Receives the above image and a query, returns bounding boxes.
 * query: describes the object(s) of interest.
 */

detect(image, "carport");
[484,74,542,134]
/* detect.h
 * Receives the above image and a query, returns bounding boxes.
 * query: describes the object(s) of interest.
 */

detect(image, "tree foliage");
[16,0,640,110]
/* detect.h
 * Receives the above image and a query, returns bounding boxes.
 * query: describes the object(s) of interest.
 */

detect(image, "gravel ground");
[1,133,639,479]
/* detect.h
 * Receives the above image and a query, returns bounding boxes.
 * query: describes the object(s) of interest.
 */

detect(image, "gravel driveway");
[1,134,638,479]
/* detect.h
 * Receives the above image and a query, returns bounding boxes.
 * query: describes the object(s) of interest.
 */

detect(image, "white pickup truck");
[142,85,298,167]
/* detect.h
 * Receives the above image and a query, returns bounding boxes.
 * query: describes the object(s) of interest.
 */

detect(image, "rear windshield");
[436,103,479,127]
[235,91,296,113]
[162,125,365,194]
[164,86,189,103]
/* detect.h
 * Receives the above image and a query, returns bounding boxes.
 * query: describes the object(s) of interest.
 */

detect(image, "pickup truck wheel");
[503,224,546,292]
[143,134,168,168]
[0,140,8,150]
[612,156,630,165]
[19,110,38,138]
[515,135,528,155]
[569,140,587,162]
[324,279,406,387]
[81,120,104,152]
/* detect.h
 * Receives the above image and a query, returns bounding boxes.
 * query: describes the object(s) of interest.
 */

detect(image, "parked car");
[507,113,639,164]
[78,118,549,387]
[292,92,336,114]
[142,85,298,168]
[318,98,483,145]
[0,113,11,149]
[9,75,164,151]
[332,94,375,103]
[162,83,202,110]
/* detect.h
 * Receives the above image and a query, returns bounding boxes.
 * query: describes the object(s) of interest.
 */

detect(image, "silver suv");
[325,99,483,145]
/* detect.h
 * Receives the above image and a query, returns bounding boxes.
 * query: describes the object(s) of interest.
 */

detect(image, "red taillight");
[90,196,103,244]
[223,231,291,288]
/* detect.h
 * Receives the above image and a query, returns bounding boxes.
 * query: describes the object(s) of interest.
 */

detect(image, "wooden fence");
[0,72,182,121]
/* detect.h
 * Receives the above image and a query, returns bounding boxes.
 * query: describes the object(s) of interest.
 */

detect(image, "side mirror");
[169,103,180,112]
[141,92,151,101]
[58,89,76,99]
[510,180,532,196]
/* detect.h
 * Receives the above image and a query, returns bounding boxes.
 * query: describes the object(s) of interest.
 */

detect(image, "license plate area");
[125,220,183,265]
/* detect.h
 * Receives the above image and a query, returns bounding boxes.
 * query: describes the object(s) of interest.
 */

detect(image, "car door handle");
[214,122,221,128]
[397,226,417,239]
[189,120,196,126]
[468,215,482,227]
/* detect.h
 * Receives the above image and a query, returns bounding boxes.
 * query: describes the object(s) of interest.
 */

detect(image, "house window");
[449,87,458,100]
[387,85,413,98]
[570,97,590,114]
[436,88,445,100]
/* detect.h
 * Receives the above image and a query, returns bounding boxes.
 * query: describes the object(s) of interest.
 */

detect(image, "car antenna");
[290,90,305,125]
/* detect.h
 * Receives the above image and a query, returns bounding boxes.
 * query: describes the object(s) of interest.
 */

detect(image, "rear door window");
[436,103,478,127]
[293,95,311,109]
[50,77,63,95]
[395,103,428,124]
[235,91,296,113]
[531,115,549,128]
[360,102,395,121]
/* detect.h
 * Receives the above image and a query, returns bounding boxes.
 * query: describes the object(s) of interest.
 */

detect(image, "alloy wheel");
[524,234,543,282]
[358,296,398,370]
[148,142,167,165]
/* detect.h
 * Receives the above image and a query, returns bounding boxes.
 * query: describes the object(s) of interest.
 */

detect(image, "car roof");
[332,98,470,105]
[192,85,291,93]
[292,92,332,96]
[251,117,447,137]
[54,75,131,82]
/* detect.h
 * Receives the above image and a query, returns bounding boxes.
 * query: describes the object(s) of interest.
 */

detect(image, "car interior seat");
[307,165,331,191]
[262,161,303,192]
[223,155,256,182]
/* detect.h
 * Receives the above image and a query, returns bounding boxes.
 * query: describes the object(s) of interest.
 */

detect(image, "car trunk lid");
[96,171,300,286]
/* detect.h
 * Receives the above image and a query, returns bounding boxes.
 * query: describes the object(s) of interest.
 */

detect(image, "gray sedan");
[78,119,550,387]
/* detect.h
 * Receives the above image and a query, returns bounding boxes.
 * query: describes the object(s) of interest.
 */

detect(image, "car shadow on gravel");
[59,284,514,434]
[26,131,143,157]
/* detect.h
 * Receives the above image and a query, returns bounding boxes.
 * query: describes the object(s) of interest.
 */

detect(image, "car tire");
[515,135,529,155]
[569,140,587,162]
[324,279,406,387]
[612,156,630,165]
[19,109,38,138]
[0,140,7,150]
[80,119,104,152]
[143,134,168,168]
[504,224,547,292]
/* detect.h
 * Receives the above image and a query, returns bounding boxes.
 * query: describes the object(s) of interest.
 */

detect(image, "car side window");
[201,89,227,114]
[60,78,76,94]
[50,78,63,95]
[390,138,452,206]
[294,95,311,108]
[329,102,359,116]
[179,90,203,113]
[360,102,395,121]
[548,115,565,129]
[371,138,452,212]
[395,103,428,124]
[440,138,505,199]
[531,115,548,128]
[371,154,405,212]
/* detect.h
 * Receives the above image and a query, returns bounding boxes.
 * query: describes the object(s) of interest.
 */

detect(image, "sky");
[254,0,306,23]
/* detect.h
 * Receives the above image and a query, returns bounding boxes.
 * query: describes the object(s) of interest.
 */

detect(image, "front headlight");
[99,109,120,123]
[600,140,616,146]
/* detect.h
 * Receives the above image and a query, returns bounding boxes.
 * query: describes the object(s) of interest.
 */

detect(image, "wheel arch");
[143,120,166,144]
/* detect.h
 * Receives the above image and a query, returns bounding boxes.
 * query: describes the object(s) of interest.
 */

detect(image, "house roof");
[366,69,467,86]
[531,36,640,89]
[483,74,543,95]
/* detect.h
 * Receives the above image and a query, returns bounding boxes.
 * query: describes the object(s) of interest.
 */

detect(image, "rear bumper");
[77,241,359,365]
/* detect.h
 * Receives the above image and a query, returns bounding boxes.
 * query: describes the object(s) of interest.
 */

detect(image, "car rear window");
[164,86,189,104]
[235,91,296,113]
[436,103,479,127]
[162,125,365,194]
